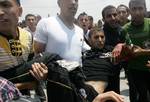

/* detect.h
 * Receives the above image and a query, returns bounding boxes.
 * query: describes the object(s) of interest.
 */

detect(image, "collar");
[0,27,19,40]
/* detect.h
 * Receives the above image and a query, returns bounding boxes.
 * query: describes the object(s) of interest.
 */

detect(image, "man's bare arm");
[131,45,150,56]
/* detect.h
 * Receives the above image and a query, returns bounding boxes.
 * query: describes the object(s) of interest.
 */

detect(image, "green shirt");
[123,18,150,71]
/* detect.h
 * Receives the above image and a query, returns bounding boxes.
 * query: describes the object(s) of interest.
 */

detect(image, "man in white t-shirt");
[34,16,86,63]
[24,14,37,37]
[33,0,124,102]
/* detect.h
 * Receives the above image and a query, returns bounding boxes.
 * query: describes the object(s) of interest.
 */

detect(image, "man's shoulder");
[144,18,150,26]
[74,24,83,30]
[18,27,31,37]
[36,16,62,31]
[144,18,150,21]
[37,16,57,25]
[74,24,84,36]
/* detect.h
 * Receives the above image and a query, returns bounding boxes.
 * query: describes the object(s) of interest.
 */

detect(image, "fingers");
[30,62,48,80]
[146,60,150,68]
[107,91,124,102]
[93,91,124,102]
[40,63,48,70]
[112,47,122,57]
[112,43,124,58]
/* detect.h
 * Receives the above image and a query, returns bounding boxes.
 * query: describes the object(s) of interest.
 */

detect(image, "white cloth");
[56,60,80,71]
[34,16,90,63]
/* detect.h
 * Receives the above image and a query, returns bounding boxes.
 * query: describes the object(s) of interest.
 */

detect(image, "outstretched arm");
[131,45,150,56]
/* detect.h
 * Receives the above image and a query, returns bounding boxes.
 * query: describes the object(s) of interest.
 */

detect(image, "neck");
[29,26,36,32]
[120,19,129,26]
[84,29,88,34]
[59,14,74,29]
[0,27,19,39]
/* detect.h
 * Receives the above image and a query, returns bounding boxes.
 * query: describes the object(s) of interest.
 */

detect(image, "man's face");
[58,0,78,17]
[117,6,129,20]
[25,16,36,28]
[88,17,93,29]
[0,0,22,33]
[103,8,120,28]
[130,2,145,25]
[78,15,89,32]
[90,31,105,49]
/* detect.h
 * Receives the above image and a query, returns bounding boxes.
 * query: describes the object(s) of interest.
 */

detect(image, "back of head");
[129,0,145,8]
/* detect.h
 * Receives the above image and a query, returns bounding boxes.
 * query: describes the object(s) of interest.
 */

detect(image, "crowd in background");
[1,0,150,102]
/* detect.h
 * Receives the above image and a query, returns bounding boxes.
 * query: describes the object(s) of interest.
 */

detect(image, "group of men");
[0,0,150,102]
[0,0,124,102]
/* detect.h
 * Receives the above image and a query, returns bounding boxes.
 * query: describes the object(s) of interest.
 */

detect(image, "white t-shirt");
[24,27,35,37]
[34,16,90,63]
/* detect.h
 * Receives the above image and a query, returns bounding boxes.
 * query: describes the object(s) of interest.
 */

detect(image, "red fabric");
[112,43,134,64]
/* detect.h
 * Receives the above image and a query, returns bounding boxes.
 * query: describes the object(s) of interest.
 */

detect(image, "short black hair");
[77,12,88,20]
[25,14,36,21]
[102,5,116,18]
[129,0,145,9]
[117,4,129,13]
[16,0,20,6]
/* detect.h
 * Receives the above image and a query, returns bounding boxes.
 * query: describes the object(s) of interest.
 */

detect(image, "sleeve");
[34,19,48,44]
[80,30,91,52]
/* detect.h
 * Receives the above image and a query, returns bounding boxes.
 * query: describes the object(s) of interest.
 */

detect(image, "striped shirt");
[0,27,32,71]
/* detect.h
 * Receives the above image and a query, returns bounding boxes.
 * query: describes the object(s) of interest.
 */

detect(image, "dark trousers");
[128,69,150,102]
[105,64,121,94]
[127,69,139,102]
[47,66,98,102]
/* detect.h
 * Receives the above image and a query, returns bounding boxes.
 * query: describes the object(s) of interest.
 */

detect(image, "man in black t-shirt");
[102,5,127,94]
[83,26,115,94]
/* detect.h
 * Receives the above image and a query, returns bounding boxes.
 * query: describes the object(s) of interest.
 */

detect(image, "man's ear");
[18,6,23,17]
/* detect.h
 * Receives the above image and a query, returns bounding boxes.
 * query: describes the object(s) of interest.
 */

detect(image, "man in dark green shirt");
[121,0,150,101]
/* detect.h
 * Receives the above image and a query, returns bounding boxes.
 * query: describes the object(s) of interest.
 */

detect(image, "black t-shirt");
[82,46,114,81]
[103,24,126,48]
